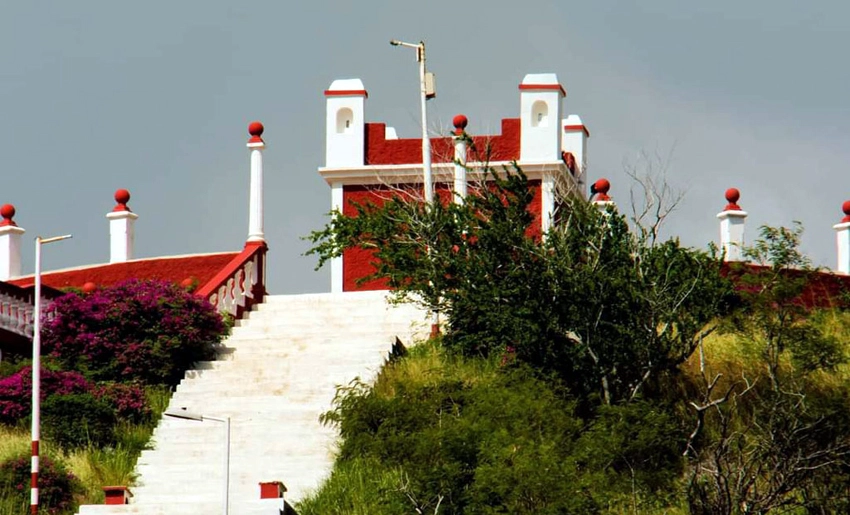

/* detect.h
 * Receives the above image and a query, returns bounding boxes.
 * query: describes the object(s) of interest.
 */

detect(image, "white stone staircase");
[77,291,428,515]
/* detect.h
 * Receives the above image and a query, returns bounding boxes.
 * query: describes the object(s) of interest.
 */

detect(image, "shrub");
[0,366,92,426]
[42,393,116,449]
[94,382,151,423]
[41,279,227,386]
[0,452,83,515]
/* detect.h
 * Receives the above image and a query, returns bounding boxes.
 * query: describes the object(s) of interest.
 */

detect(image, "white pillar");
[330,182,344,293]
[834,200,850,274]
[452,114,468,204]
[107,190,138,263]
[717,188,747,262]
[247,121,266,243]
[542,174,555,232]
[0,204,25,280]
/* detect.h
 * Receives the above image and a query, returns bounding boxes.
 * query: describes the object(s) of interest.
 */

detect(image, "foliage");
[0,453,83,515]
[307,341,684,514]
[0,366,91,425]
[685,224,850,513]
[42,394,117,449]
[41,279,226,386]
[307,167,732,405]
[94,382,151,423]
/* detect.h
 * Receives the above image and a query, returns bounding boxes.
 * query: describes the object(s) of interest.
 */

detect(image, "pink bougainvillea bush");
[0,364,150,428]
[41,279,227,387]
[0,366,90,425]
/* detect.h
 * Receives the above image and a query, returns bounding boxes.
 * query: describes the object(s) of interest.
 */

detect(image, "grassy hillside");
[0,386,170,514]
[297,311,850,514]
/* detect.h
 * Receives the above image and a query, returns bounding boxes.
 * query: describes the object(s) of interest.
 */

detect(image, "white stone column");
[0,204,25,280]
[834,200,850,274]
[717,188,747,262]
[106,190,138,263]
[247,121,266,243]
[330,182,344,293]
[452,114,468,204]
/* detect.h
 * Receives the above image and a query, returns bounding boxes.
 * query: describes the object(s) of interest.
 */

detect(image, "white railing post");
[717,188,747,262]
[0,204,25,280]
[452,114,468,203]
[106,190,138,263]
[247,122,266,243]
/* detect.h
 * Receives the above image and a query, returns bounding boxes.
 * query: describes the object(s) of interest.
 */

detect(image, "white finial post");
[717,188,747,262]
[247,121,265,243]
[106,190,138,263]
[834,200,850,274]
[452,114,468,204]
[0,204,25,280]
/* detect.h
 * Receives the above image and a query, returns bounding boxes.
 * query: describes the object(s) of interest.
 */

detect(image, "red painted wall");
[364,119,521,165]
[342,179,542,292]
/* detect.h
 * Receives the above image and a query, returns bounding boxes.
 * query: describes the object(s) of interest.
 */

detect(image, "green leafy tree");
[686,224,850,514]
[307,166,731,405]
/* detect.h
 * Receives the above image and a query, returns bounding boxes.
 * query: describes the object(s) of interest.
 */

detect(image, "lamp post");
[164,408,231,515]
[31,234,72,515]
[390,39,442,335]
[389,39,434,203]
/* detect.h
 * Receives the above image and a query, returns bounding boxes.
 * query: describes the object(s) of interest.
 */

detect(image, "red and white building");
[318,73,590,292]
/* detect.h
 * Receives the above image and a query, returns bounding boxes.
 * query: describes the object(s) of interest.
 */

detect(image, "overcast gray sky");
[2,1,848,293]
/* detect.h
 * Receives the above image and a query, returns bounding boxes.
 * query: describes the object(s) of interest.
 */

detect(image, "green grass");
[0,384,173,511]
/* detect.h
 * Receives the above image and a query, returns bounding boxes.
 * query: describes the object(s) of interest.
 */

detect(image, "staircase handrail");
[0,282,63,337]
[196,242,267,319]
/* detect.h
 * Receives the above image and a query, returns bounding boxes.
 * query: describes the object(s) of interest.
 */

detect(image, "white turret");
[519,73,565,163]
[562,114,589,192]
[325,79,367,168]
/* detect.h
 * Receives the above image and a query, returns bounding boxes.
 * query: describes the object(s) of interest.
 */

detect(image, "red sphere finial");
[0,204,16,227]
[592,178,611,201]
[248,121,264,143]
[842,200,850,223]
[724,188,742,211]
[452,114,468,135]
[113,189,131,212]
[81,282,97,294]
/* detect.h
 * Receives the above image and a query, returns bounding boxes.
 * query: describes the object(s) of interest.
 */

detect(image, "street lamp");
[164,408,231,515]
[31,234,71,515]
[389,39,435,203]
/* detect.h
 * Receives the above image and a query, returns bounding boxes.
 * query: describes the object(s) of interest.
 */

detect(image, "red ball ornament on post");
[724,188,742,211]
[452,114,468,135]
[113,189,131,212]
[248,121,264,143]
[0,204,17,227]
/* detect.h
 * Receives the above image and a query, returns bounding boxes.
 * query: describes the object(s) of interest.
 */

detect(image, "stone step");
[78,499,286,515]
[107,292,425,508]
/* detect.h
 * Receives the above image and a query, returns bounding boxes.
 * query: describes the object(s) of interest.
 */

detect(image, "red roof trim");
[563,124,590,138]
[324,89,369,98]
[519,83,566,97]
